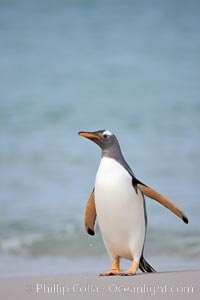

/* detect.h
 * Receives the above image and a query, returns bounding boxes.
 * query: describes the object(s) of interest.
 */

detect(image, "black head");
[78,129,119,153]
[78,129,135,177]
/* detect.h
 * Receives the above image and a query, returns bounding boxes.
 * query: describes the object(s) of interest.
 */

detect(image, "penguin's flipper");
[84,189,96,235]
[137,183,188,224]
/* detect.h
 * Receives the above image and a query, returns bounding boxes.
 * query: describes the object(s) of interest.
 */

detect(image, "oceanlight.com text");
[26,282,194,296]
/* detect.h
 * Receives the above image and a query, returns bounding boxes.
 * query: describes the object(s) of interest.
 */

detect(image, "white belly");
[95,157,145,261]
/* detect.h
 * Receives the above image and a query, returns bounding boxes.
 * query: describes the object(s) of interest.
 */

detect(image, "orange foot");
[99,259,121,276]
[100,270,121,276]
[119,262,139,276]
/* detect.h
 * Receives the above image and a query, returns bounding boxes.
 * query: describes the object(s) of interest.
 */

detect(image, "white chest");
[95,157,131,190]
[95,157,139,219]
[94,157,145,260]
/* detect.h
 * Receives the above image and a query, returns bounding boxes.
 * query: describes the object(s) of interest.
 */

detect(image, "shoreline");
[0,269,199,299]
[1,253,200,278]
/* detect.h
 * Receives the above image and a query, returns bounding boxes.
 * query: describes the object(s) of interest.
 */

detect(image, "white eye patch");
[103,130,113,136]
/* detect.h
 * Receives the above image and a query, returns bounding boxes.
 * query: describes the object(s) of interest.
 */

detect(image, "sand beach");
[0,269,199,300]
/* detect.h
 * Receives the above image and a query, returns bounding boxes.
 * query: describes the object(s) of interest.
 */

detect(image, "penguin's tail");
[139,255,156,273]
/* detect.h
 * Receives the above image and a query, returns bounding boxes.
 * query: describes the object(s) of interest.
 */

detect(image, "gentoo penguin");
[79,130,188,276]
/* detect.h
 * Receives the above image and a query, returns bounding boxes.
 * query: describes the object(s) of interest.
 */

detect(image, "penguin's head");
[78,129,118,151]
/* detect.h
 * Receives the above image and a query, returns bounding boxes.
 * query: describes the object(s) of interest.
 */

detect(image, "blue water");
[0,0,200,276]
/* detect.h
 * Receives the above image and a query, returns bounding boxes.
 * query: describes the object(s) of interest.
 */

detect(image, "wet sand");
[0,269,199,300]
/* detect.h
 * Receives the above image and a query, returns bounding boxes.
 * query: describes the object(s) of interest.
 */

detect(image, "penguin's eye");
[102,134,108,139]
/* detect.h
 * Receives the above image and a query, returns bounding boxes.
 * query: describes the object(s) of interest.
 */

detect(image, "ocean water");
[0,0,200,277]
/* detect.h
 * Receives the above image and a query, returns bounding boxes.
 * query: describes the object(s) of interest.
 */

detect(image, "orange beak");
[78,131,101,140]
